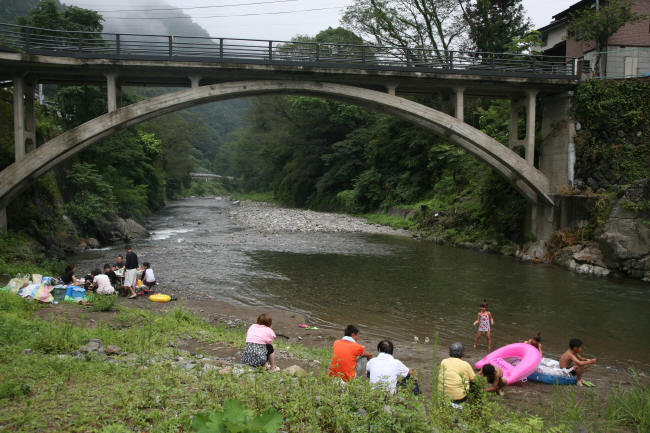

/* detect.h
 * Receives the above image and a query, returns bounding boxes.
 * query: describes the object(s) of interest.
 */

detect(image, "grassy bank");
[1,292,647,432]
[0,232,63,277]
[229,191,278,204]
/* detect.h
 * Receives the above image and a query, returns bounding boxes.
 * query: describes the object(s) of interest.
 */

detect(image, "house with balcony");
[536,0,650,78]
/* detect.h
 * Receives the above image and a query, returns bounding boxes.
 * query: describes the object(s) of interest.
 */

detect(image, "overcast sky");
[69,0,575,41]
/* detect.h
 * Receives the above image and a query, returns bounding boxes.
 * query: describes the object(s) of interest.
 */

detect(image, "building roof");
[552,0,595,21]
[536,0,597,34]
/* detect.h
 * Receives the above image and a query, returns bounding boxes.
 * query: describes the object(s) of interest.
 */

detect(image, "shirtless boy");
[559,338,597,386]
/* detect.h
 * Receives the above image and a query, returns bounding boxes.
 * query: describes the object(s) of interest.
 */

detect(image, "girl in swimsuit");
[473,299,494,350]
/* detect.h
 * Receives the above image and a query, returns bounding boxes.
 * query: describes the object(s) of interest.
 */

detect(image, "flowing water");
[74,198,650,372]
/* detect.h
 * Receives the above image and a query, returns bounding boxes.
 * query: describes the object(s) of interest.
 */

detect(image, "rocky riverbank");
[517,179,650,282]
[228,200,409,236]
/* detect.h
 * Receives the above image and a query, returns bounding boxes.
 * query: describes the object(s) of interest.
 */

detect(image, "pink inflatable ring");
[475,343,542,385]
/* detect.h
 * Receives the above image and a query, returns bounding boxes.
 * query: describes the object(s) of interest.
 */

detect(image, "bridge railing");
[0,22,576,77]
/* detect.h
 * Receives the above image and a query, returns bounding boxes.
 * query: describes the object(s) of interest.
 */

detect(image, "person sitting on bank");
[241,313,279,372]
[439,342,476,404]
[114,255,125,271]
[524,332,543,356]
[142,262,156,293]
[124,246,139,299]
[92,268,115,295]
[366,339,418,395]
[479,364,506,395]
[328,325,373,382]
[61,264,78,286]
[559,338,597,387]
[104,264,118,290]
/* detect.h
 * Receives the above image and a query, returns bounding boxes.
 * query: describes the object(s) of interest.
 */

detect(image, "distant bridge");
[190,172,235,181]
[0,23,580,239]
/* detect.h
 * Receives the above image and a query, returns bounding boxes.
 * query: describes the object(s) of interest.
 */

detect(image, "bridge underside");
[0,80,554,217]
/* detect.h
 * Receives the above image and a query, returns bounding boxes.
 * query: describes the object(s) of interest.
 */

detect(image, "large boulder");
[95,216,149,244]
[597,179,649,279]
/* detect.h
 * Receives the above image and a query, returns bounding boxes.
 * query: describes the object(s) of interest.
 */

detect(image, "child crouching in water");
[473,299,494,350]
[480,364,506,395]
[241,313,279,372]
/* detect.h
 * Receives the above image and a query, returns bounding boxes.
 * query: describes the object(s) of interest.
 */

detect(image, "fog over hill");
[64,0,212,37]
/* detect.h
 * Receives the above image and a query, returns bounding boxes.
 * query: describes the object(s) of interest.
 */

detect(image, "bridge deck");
[0,23,577,96]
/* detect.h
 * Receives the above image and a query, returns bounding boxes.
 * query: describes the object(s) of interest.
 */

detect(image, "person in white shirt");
[92,268,115,295]
[142,262,156,293]
[366,340,417,395]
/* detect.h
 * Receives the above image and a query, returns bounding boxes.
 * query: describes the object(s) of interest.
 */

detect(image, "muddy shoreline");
[125,294,648,411]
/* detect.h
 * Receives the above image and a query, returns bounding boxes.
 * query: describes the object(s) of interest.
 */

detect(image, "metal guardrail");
[0,22,576,77]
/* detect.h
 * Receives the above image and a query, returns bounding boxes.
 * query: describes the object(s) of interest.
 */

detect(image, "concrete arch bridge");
[0,23,579,239]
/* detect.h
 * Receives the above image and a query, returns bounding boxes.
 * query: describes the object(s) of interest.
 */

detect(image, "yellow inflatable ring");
[148,294,171,303]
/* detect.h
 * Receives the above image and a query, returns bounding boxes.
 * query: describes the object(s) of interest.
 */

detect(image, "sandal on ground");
[128,295,137,299]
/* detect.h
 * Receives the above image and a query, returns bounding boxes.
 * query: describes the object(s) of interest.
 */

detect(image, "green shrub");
[191,399,282,433]
[86,294,118,312]
[0,379,31,400]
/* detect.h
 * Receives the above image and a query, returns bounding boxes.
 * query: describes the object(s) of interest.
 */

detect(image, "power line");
[84,0,300,13]
[102,6,345,20]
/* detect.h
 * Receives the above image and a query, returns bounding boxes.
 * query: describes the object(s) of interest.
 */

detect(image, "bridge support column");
[508,97,524,148]
[0,207,6,234]
[385,84,397,96]
[540,92,575,192]
[106,73,121,112]
[13,75,36,162]
[525,92,576,242]
[524,90,537,165]
[189,75,202,88]
[453,88,464,121]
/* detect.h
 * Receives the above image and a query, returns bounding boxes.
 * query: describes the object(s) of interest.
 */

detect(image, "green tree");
[16,0,103,32]
[568,0,646,77]
[342,0,467,63]
[459,0,531,53]
[63,162,117,235]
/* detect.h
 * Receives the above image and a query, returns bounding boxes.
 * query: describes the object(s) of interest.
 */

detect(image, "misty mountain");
[64,0,213,38]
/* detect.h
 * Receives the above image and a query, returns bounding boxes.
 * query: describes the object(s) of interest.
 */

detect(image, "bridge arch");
[0,80,553,208]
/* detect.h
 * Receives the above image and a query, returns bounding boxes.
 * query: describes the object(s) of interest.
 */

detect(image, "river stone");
[284,365,305,376]
[79,339,102,353]
[105,345,122,356]
[86,238,100,249]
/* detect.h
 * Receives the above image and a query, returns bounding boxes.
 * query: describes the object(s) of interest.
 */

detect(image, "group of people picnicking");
[60,245,157,299]
[240,299,597,404]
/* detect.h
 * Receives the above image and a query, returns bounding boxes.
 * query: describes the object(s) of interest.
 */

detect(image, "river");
[73,197,650,373]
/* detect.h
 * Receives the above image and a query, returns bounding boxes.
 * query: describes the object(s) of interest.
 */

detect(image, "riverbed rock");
[105,345,122,356]
[284,365,305,377]
[517,240,547,262]
[79,339,102,353]
[86,238,100,249]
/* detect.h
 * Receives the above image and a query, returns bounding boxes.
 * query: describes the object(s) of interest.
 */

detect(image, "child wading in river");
[473,299,494,350]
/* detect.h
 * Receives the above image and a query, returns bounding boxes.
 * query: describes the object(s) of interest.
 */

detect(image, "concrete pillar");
[508,97,524,148]
[13,76,35,160]
[540,92,575,193]
[453,87,464,121]
[524,90,538,166]
[385,83,397,96]
[189,75,201,88]
[0,207,6,234]
[24,81,36,153]
[106,73,120,112]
